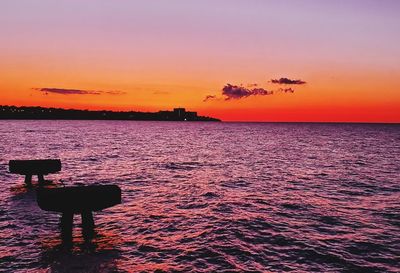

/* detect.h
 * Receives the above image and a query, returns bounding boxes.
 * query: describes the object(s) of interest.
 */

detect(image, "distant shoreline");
[1,119,398,125]
[0,105,221,122]
[0,106,398,124]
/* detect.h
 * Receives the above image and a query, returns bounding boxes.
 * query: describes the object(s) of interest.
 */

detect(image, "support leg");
[38,174,45,184]
[60,212,73,245]
[81,211,95,240]
[24,175,32,186]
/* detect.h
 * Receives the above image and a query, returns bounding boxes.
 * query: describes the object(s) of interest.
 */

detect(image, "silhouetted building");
[174,108,186,118]
[185,111,198,119]
[169,108,198,121]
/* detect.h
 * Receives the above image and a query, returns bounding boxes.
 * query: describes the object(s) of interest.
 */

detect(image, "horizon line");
[1,105,399,124]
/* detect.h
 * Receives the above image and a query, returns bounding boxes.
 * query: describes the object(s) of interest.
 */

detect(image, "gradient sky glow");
[1,0,399,122]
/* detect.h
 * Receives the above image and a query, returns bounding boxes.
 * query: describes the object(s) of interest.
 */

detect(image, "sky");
[0,0,399,122]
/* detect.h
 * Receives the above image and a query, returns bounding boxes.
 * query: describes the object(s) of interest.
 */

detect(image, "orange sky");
[1,1,399,122]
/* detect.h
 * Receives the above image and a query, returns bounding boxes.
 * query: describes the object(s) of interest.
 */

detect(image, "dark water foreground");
[0,121,399,273]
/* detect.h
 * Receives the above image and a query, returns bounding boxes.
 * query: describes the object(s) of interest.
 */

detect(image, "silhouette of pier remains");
[37,185,121,242]
[8,159,122,244]
[9,159,61,186]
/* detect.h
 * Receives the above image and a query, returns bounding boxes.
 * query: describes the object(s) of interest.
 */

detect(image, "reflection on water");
[0,121,399,272]
[39,230,125,273]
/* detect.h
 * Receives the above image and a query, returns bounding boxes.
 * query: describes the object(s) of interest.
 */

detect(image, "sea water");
[0,121,399,272]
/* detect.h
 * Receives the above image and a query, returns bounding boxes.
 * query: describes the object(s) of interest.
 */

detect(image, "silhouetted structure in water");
[37,185,122,243]
[8,159,122,244]
[0,105,221,121]
[9,159,61,186]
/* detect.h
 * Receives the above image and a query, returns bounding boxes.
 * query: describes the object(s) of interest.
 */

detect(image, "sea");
[0,120,399,273]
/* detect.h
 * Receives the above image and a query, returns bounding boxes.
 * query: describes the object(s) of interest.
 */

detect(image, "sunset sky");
[1,0,399,122]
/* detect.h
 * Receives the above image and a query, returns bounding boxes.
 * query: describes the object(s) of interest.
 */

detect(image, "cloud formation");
[34,88,125,96]
[203,95,217,102]
[278,88,295,93]
[271,77,306,85]
[221,84,273,100]
[204,79,302,102]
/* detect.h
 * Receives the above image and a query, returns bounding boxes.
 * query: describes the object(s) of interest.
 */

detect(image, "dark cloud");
[34,88,100,95]
[33,88,125,96]
[203,95,217,102]
[278,88,295,93]
[222,84,273,100]
[204,80,300,102]
[271,78,306,85]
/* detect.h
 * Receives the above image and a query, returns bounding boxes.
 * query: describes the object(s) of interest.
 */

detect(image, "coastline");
[0,105,221,122]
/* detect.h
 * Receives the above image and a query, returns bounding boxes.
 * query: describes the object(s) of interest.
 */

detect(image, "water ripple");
[0,121,399,272]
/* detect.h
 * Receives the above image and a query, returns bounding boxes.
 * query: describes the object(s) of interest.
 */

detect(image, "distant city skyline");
[1,0,399,122]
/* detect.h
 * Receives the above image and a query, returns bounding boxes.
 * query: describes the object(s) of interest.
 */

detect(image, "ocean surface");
[0,120,399,273]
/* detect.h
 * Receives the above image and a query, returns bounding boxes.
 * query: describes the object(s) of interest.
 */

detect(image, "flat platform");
[9,159,61,175]
[36,185,121,213]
